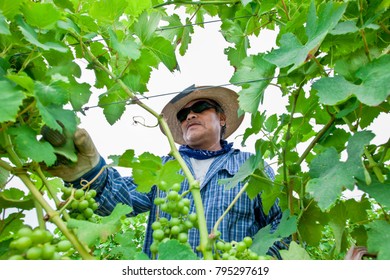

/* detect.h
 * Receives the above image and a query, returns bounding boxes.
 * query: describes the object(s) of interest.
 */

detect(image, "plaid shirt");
[72,147,286,259]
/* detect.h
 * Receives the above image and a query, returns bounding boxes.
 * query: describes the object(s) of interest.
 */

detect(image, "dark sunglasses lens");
[176,101,215,122]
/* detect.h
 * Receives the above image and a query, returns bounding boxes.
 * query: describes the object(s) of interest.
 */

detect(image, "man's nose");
[186,111,197,120]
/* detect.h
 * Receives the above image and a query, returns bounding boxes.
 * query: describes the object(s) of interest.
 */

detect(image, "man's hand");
[45,128,100,182]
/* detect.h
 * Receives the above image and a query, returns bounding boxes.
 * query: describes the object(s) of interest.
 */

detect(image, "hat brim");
[160,86,244,145]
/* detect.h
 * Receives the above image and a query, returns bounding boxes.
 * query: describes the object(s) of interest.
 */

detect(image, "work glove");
[42,125,100,182]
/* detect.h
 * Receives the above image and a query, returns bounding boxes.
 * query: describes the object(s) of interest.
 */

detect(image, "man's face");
[179,99,226,150]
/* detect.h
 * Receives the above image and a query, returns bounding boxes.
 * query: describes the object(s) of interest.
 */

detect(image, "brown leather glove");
[45,128,100,182]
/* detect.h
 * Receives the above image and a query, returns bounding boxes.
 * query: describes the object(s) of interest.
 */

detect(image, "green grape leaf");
[67,203,132,247]
[307,131,375,211]
[68,80,92,112]
[0,80,25,122]
[6,72,34,92]
[36,104,77,134]
[108,231,138,260]
[125,0,151,17]
[158,239,198,260]
[358,178,390,209]
[298,200,329,246]
[264,1,347,73]
[328,202,348,253]
[0,12,10,35]
[344,196,371,224]
[98,89,127,125]
[0,188,34,210]
[145,36,178,71]
[0,0,24,19]
[15,15,67,52]
[241,111,266,146]
[0,167,9,189]
[34,81,69,106]
[89,0,127,24]
[330,20,359,35]
[230,54,276,114]
[109,29,141,60]
[0,213,25,243]
[313,55,390,106]
[251,210,297,256]
[21,2,62,29]
[132,154,183,193]
[134,11,162,43]
[279,241,312,260]
[366,220,390,260]
[8,125,57,166]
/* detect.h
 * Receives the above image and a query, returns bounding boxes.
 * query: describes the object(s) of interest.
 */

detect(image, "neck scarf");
[179,140,233,160]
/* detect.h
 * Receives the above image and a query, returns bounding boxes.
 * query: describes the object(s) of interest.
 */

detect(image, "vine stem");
[1,129,94,260]
[153,0,240,9]
[213,182,249,234]
[80,39,213,260]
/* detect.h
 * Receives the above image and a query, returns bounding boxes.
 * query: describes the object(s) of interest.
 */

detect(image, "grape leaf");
[230,54,276,114]
[264,1,347,73]
[8,125,57,166]
[307,131,375,211]
[279,241,312,260]
[89,0,127,24]
[0,167,9,190]
[67,203,132,247]
[132,153,184,193]
[358,178,390,209]
[298,200,329,246]
[98,89,128,125]
[0,188,34,210]
[0,213,25,243]
[313,55,390,106]
[134,11,162,43]
[157,239,198,260]
[109,29,141,60]
[21,2,62,29]
[15,15,67,52]
[328,202,348,253]
[0,80,25,122]
[145,36,178,71]
[0,12,10,35]
[125,0,151,17]
[251,210,297,256]
[366,220,390,260]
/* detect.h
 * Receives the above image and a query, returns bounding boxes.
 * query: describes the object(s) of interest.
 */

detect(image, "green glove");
[43,127,100,182]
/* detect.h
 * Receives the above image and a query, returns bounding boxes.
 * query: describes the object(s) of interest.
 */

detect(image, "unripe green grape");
[178,232,188,243]
[171,183,181,192]
[41,243,56,260]
[16,227,33,238]
[167,191,179,201]
[152,229,165,241]
[151,221,162,230]
[83,208,94,218]
[88,189,97,198]
[160,203,168,212]
[74,189,84,200]
[188,213,197,223]
[159,217,168,225]
[78,199,89,210]
[177,200,185,210]
[180,206,189,215]
[13,236,32,251]
[216,241,225,251]
[170,225,180,235]
[243,236,253,247]
[223,242,232,252]
[70,200,79,210]
[31,229,47,244]
[182,198,191,207]
[183,220,194,230]
[8,254,24,260]
[154,197,165,205]
[26,246,43,260]
[150,242,159,254]
[169,218,180,226]
[236,241,247,253]
[91,202,99,211]
[88,197,96,205]
[57,240,72,252]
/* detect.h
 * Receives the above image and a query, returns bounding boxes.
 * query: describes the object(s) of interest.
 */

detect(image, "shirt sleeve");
[68,156,154,216]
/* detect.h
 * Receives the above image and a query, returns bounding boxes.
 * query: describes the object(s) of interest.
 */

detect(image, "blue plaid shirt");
[71,146,286,259]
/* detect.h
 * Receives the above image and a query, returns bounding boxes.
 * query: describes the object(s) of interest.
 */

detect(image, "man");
[48,85,286,259]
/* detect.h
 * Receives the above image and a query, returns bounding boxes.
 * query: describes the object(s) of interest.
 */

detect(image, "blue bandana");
[179,140,233,160]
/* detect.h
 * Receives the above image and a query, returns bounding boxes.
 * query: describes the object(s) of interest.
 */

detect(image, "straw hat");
[160,85,244,145]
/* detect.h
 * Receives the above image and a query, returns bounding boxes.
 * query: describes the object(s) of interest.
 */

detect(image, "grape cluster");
[150,183,198,254]
[61,186,98,221]
[215,237,267,260]
[8,227,73,260]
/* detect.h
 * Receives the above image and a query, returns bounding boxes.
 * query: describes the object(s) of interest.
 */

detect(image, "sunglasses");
[176,100,219,122]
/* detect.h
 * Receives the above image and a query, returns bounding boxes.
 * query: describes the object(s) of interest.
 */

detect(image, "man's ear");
[219,113,227,125]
